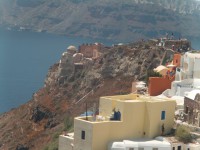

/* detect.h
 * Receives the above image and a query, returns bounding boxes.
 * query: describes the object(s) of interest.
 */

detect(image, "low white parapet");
[59,134,74,150]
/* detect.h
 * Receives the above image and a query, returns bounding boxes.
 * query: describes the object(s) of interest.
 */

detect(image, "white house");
[161,51,200,108]
[108,137,171,150]
[177,51,200,80]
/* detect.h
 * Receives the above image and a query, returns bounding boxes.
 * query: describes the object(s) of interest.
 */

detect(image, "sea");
[0,28,200,114]
[0,28,111,114]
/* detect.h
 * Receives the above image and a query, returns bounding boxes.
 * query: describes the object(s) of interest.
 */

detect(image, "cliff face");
[0,39,190,149]
[0,0,200,41]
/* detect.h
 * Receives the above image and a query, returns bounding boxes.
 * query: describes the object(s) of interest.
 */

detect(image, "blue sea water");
[190,38,200,50]
[0,28,200,114]
[0,28,111,114]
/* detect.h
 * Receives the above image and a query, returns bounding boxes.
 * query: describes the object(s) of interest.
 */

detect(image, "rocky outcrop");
[30,106,57,128]
[0,39,191,149]
[16,144,29,150]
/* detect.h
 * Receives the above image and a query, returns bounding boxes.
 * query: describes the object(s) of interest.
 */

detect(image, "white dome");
[67,45,77,51]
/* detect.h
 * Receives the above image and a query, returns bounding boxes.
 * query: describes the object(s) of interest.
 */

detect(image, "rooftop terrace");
[101,94,175,102]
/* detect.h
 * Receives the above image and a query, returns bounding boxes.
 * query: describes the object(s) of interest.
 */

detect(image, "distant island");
[1,0,200,42]
[1,0,200,149]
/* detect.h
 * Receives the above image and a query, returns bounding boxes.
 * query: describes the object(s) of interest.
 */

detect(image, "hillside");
[0,39,191,149]
[0,0,200,41]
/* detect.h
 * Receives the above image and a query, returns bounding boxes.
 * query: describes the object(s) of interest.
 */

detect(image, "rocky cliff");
[0,39,191,149]
[0,0,200,42]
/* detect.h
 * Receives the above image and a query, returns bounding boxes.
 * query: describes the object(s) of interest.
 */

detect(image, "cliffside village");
[58,38,200,150]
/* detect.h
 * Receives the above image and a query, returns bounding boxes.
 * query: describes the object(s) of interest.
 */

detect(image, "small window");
[138,148,144,150]
[81,130,85,140]
[178,146,181,150]
[186,106,189,114]
[161,111,166,120]
[129,148,134,150]
[153,148,158,150]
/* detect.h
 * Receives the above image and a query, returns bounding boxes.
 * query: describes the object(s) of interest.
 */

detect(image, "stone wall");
[79,43,103,59]
[184,97,200,126]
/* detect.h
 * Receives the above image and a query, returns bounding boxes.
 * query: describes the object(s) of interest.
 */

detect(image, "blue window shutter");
[161,111,165,120]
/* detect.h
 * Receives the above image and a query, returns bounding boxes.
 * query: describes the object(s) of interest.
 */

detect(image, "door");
[178,146,181,150]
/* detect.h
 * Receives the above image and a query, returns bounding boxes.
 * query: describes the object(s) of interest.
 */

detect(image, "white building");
[177,51,200,80]
[109,137,171,150]
[169,79,200,97]
[108,136,200,150]
[166,136,200,150]
[161,51,200,108]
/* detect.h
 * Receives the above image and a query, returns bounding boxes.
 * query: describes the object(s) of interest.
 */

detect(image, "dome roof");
[67,45,77,51]
[67,45,77,55]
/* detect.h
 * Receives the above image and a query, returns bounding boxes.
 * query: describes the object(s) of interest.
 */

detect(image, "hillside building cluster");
[56,43,104,83]
[59,43,103,66]
[148,39,200,123]
[78,43,103,59]
[59,94,176,150]
[58,39,200,150]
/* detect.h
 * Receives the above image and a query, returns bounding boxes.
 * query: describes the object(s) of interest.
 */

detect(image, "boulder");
[16,144,29,150]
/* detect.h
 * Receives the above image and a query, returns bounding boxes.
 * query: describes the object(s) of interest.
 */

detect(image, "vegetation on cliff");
[0,39,191,149]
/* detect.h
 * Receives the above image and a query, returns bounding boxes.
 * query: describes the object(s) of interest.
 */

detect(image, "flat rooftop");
[101,94,175,102]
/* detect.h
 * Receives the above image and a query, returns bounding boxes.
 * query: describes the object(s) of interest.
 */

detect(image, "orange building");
[173,53,181,67]
[148,76,175,96]
[148,53,181,96]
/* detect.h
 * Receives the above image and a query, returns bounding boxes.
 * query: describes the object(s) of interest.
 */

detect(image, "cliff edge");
[0,39,190,149]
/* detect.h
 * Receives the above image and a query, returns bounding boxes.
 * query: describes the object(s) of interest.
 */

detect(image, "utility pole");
[86,102,88,120]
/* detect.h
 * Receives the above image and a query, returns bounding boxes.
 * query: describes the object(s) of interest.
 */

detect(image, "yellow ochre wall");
[74,118,93,150]
[92,121,118,150]
[145,101,176,138]
[74,94,176,150]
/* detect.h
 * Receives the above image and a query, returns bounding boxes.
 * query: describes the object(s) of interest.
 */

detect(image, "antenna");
[86,102,88,120]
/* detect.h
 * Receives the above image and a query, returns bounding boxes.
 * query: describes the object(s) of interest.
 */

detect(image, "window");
[153,148,158,150]
[186,106,189,114]
[161,111,166,120]
[81,130,85,140]
[129,148,134,150]
[178,146,181,150]
[138,148,144,150]
[187,148,190,150]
